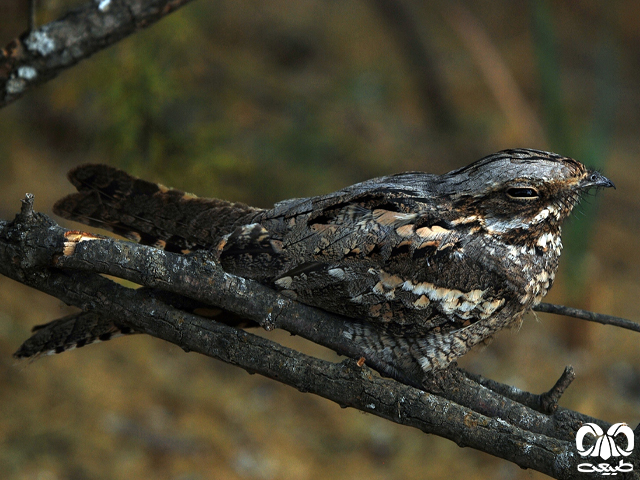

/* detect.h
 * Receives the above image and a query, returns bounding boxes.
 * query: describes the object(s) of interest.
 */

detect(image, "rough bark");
[2,195,638,480]
[0,0,194,108]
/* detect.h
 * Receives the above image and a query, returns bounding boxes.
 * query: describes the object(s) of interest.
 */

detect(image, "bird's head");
[440,149,614,241]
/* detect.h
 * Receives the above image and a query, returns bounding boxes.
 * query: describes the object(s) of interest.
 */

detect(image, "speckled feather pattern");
[18,149,614,377]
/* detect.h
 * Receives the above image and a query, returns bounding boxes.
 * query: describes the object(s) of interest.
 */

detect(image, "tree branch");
[534,302,640,333]
[50,225,613,437]
[2,3,636,476]
[3,196,639,479]
[0,0,194,108]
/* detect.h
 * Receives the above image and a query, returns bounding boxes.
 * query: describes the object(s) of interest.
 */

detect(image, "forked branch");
[2,195,638,479]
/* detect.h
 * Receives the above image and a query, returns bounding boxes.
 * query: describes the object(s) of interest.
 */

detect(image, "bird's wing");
[217,173,505,332]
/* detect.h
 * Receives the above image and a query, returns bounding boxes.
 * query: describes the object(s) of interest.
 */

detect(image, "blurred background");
[0,0,639,479]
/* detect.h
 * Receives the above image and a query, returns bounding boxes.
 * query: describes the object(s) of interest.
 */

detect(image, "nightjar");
[15,149,614,377]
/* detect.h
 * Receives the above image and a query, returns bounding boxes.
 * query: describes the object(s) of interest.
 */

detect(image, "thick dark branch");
[534,302,640,333]
[3,262,577,476]
[0,0,194,108]
[49,231,613,438]
[2,199,638,479]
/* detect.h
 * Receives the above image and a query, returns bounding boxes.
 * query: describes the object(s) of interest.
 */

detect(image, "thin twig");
[534,302,640,333]
[539,366,576,414]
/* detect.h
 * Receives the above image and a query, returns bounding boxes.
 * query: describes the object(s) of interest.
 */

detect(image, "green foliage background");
[0,1,639,479]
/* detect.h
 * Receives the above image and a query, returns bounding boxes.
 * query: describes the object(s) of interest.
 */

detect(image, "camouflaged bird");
[15,149,614,375]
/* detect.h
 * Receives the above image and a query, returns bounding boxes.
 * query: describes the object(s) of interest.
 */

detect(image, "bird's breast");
[493,229,563,308]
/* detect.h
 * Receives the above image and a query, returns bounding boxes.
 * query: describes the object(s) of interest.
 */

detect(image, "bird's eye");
[506,187,539,200]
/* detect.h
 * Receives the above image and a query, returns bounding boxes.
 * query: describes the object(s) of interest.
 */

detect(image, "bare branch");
[49,231,608,437]
[1,0,194,108]
[534,302,640,333]
[3,198,639,478]
[540,366,576,414]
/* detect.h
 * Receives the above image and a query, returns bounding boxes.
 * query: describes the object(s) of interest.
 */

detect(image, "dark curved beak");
[580,171,615,190]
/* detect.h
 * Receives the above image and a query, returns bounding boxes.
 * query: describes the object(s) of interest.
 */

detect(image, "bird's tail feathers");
[53,164,262,253]
[13,312,135,359]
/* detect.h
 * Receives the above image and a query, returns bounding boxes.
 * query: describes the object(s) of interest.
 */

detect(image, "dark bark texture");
[0,0,194,108]
[1,1,638,478]
[2,195,638,480]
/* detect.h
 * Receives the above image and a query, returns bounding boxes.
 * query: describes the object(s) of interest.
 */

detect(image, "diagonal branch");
[6,260,577,476]
[3,195,639,478]
[48,218,615,436]
[0,0,194,108]
[534,302,640,333]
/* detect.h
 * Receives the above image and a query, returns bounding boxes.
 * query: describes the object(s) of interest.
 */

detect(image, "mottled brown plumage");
[16,149,614,377]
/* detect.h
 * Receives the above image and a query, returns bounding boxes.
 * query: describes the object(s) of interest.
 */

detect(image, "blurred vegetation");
[1,1,640,479]
[531,0,618,302]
